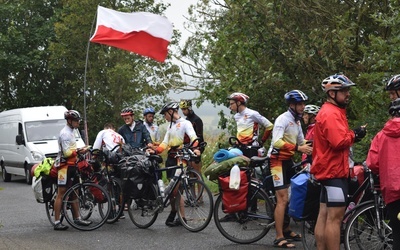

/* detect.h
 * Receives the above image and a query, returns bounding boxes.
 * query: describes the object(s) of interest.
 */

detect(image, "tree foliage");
[180,0,400,161]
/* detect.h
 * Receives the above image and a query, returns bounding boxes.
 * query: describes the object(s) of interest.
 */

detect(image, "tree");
[180,0,400,160]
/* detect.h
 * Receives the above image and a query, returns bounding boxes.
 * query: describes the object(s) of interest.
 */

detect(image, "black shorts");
[270,158,296,190]
[319,178,348,207]
[57,165,77,188]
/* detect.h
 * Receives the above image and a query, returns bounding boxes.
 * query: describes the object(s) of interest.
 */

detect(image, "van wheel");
[2,165,11,182]
[25,167,32,185]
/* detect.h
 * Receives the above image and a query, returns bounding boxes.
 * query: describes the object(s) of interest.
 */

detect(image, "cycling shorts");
[57,164,77,187]
[319,178,348,207]
[270,158,295,190]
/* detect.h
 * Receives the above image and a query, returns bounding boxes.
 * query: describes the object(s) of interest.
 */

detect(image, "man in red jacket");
[366,98,400,249]
[310,74,366,249]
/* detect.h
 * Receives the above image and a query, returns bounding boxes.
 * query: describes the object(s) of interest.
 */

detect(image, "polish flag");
[90,6,173,62]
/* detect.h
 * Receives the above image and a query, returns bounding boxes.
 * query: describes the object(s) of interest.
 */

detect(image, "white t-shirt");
[93,129,125,151]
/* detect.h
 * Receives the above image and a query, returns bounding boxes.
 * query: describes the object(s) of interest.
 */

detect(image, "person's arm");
[366,133,380,174]
[92,131,104,150]
[194,117,204,142]
[252,111,273,144]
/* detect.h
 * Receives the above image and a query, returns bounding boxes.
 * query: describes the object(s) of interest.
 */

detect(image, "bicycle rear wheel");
[213,185,275,244]
[344,202,392,250]
[301,219,317,250]
[62,182,111,231]
[127,183,159,229]
[106,177,124,224]
[176,179,213,232]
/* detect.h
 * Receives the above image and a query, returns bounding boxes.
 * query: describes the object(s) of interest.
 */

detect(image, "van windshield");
[25,120,81,142]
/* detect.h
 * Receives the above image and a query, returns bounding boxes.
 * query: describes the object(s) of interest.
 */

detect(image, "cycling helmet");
[64,110,82,121]
[227,92,249,104]
[385,74,400,91]
[304,105,320,115]
[159,102,179,114]
[284,90,308,104]
[143,107,155,116]
[120,107,134,116]
[321,74,356,92]
[389,98,400,116]
[179,99,192,109]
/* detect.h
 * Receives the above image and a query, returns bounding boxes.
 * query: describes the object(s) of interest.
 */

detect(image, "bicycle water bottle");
[158,179,165,197]
[164,169,182,195]
[229,164,241,190]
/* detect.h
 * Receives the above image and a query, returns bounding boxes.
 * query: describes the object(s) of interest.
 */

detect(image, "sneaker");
[119,212,125,219]
[74,219,92,226]
[54,223,69,231]
[165,212,177,227]
[166,218,186,227]
[219,214,236,222]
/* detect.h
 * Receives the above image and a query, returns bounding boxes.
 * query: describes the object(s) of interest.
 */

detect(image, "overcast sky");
[163,1,230,130]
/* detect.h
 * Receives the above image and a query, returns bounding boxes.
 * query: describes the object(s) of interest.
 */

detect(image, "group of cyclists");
[50,72,400,249]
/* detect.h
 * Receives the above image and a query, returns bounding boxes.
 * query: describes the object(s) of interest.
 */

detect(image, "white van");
[0,106,85,184]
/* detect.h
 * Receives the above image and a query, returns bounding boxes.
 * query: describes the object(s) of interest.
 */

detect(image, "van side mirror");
[16,134,25,145]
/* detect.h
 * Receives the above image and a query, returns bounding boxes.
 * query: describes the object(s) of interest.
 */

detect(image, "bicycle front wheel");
[45,182,59,226]
[344,202,392,250]
[127,183,159,229]
[176,179,213,232]
[62,182,111,231]
[213,185,275,244]
[106,177,124,224]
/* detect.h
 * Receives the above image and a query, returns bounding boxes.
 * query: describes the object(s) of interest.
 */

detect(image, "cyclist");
[227,92,273,157]
[143,107,161,145]
[310,74,366,250]
[179,99,204,178]
[53,110,91,230]
[301,104,320,162]
[267,90,312,248]
[93,123,124,151]
[366,98,400,249]
[385,74,400,101]
[118,107,153,149]
[154,102,200,227]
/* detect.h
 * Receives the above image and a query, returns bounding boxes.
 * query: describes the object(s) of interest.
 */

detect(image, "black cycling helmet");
[284,90,308,104]
[160,102,179,115]
[143,107,155,116]
[120,107,134,116]
[385,74,400,91]
[389,98,400,116]
[64,110,82,121]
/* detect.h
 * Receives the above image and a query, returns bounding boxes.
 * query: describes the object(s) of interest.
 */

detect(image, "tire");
[25,167,32,185]
[213,185,275,244]
[45,183,60,226]
[301,219,317,250]
[176,179,213,232]
[344,202,393,250]
[2,165,11,182]
[106,177,124,224]
[127,183,159,229]
[186,168,205,202]
[62,182,111,231]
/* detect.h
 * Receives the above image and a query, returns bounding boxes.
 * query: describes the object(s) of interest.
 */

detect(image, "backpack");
[33,158,55,178]
[120,154,155,200]
[288,171,321,220]
[218,169,250,213]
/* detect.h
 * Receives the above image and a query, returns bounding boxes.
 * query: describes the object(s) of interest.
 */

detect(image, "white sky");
[163,1,230,130]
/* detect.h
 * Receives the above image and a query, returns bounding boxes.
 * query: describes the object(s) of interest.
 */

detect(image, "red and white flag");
[90,6,173,62]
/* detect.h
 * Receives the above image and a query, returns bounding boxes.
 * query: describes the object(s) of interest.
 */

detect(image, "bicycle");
[301,163,392,249]
[343,163,392,249]
[213,154,276,244]
[126,140,214,232]
[90,145,125,224]
[44,150,112,231]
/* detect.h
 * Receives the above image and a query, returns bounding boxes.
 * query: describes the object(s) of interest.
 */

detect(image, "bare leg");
[54,186,66,221]
[315,203,327,250]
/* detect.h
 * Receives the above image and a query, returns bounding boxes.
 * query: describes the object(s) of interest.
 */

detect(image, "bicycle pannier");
[90,173,108,203]
[288,172,320,220]
[32,176,54,203]
[218,170,249,213]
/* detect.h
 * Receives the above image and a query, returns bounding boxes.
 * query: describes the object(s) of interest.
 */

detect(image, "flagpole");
[83,10,97,145]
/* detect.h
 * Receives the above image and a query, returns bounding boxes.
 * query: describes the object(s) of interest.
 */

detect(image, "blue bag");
[288,172,320,220]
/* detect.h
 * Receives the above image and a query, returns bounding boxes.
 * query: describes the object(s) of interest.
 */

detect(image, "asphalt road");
[0,176,305,250]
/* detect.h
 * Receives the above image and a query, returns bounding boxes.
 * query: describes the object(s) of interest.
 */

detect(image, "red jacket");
[302,123,315,161]
[366,117,400,205]
[310,102,355,180]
